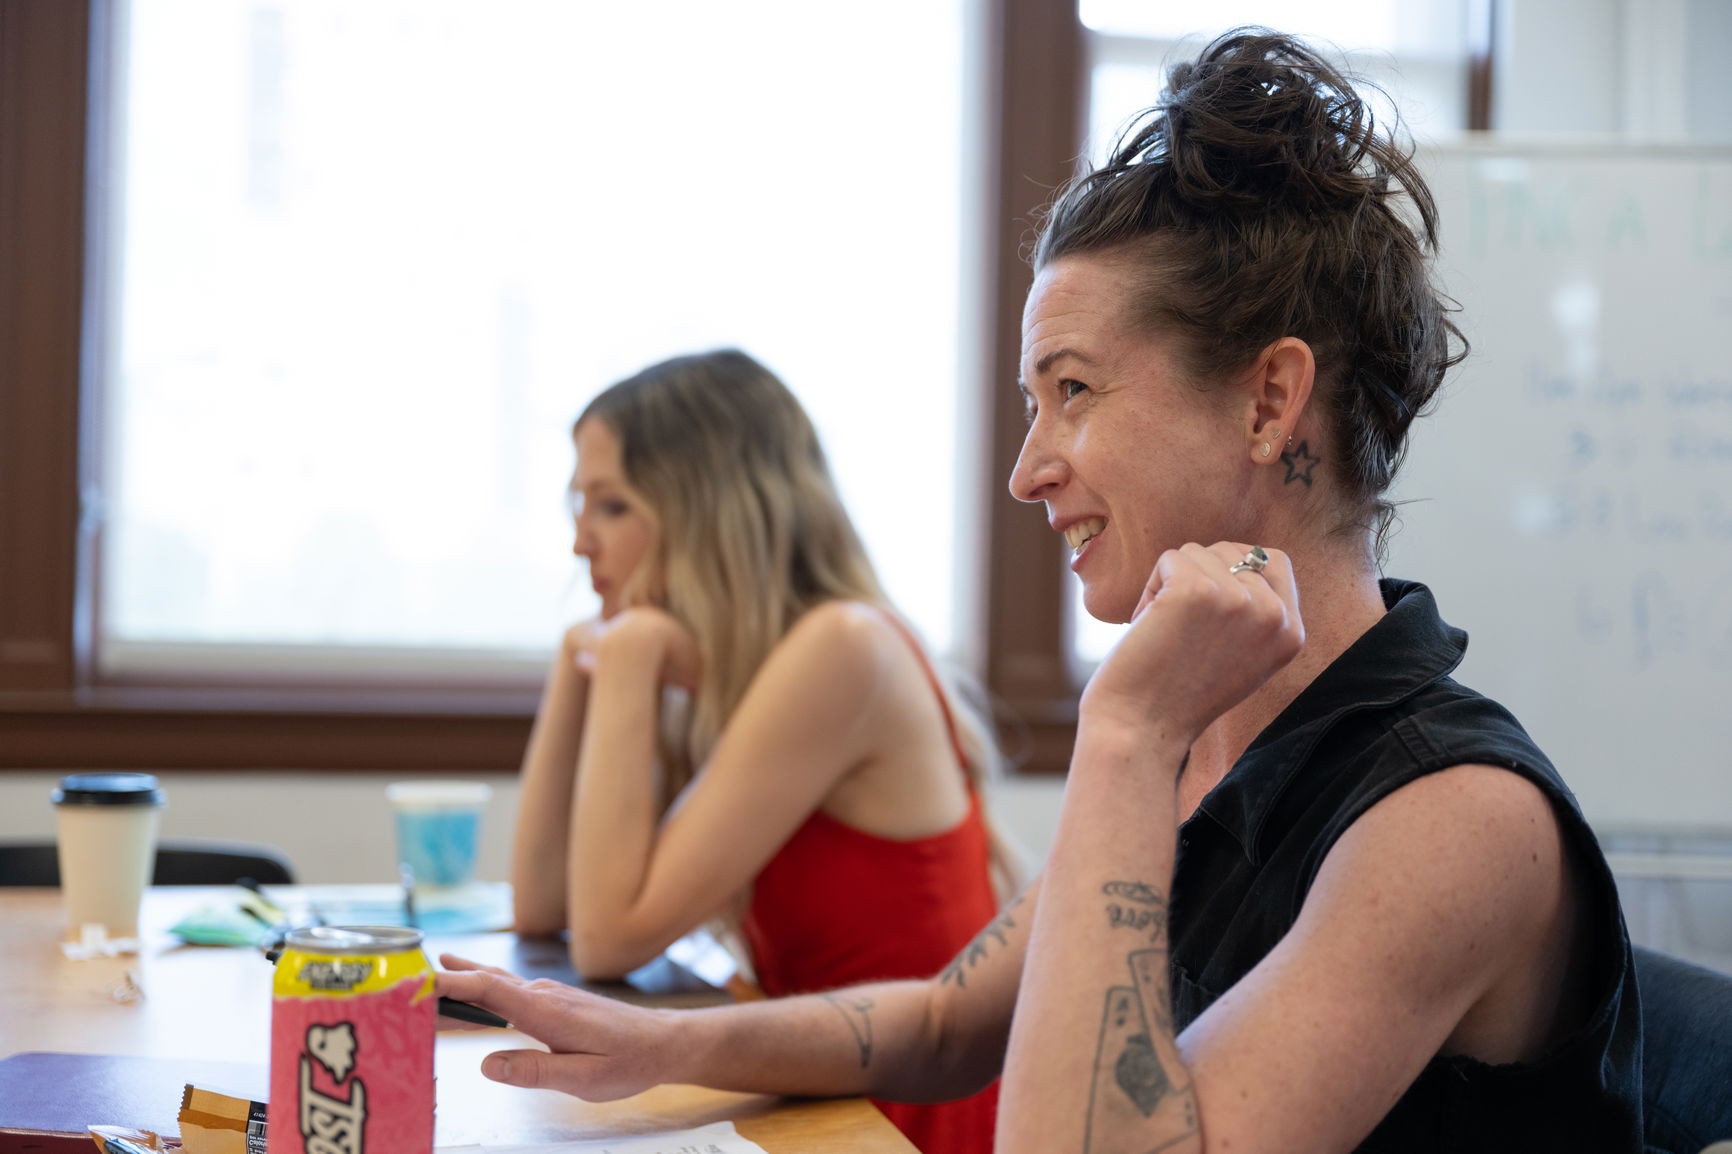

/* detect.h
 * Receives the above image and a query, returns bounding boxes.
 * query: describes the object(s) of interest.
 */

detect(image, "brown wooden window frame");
[0,0,1089,776]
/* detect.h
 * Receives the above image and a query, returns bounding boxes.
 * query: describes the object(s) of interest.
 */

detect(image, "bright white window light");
[1081,0,1457,56]
[101,0,975,679]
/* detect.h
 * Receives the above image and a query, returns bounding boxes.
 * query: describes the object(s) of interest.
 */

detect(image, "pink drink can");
[268,926,435,1154]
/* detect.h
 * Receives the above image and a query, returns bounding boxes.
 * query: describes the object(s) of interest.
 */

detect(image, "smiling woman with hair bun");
[439,31,1642,1152]
[996,28,1639,1151]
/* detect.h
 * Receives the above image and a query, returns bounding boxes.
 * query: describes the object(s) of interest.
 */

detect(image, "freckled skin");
[1011,257,1258,624]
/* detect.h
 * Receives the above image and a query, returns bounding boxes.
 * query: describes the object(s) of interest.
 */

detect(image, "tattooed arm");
[688,882,1036,1102]
[436,880,1037,1104]
[998,542,1298,1153]
[1001,545,1583,1153]
[1002,725,1200,1154]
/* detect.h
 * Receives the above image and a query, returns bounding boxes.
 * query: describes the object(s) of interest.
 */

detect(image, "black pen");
[239,903,279,931]
[399,864,419,930]
[437,996,510,1028]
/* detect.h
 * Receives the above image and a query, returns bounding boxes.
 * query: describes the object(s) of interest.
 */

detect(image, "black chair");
[0,839,296,886]
[1634,945,1732,1153]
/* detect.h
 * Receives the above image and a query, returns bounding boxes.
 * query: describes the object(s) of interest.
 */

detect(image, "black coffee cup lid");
[53,772,166,806]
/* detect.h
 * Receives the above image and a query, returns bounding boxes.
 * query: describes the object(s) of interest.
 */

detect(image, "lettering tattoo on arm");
[1103,881,1170,946]
[821,993,877,1068]
[938,894,1027,988]
[1102,881,1163,905]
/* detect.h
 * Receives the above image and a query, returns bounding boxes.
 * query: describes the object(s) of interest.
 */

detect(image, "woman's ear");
[1244,337,1315,466]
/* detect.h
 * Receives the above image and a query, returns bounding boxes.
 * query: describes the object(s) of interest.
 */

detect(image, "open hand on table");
[435,954,676,1100]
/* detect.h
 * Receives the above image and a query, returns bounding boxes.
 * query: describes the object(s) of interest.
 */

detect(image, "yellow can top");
[273,925,433,998]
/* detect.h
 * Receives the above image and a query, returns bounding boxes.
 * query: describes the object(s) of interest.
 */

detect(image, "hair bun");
[1129,29,1390,215]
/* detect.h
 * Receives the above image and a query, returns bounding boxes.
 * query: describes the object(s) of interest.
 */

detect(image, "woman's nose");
[1009,421,1065,504]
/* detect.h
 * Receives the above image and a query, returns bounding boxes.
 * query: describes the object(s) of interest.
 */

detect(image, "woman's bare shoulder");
[751,601,929,710]
[778,600,904,656]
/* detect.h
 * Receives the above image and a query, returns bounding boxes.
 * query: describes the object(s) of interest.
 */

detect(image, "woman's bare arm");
[564,602,936,977]
[510,622,597,935]
[437,877,1039,1105]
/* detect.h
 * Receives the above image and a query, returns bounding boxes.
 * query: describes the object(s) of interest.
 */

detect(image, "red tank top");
[741,614,1001,1154]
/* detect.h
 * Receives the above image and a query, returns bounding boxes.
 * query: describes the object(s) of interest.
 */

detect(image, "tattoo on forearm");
[821,993,876,1068]
[1113,1006,1172,1115]
[1128,945,1176,1035]
[938,894,1026,988]
[1103,881,1170,945]
[1106,904,1167,942]
[1083,949,1195,1151]
[1281,439,1321,486]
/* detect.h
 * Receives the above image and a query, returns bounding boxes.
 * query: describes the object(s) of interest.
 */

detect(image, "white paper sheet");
[435,1120,767,1154]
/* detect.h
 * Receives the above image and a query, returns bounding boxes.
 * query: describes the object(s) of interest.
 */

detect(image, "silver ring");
[1227,545,1269,575]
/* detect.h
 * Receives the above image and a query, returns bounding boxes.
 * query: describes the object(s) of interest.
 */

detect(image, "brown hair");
[1033,28,1466,546]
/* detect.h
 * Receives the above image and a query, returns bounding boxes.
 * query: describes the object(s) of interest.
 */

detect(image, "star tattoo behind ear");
[1280,439,1321,486]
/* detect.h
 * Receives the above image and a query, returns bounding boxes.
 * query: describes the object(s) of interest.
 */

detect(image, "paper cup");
[385,780,491,888]
[53,772,165,940]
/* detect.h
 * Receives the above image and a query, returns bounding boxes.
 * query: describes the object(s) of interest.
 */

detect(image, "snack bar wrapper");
[178,1085,267,1154]
[86,1084,267,1154]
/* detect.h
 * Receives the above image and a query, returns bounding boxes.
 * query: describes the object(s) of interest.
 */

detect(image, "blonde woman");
[509,348,1016,1154]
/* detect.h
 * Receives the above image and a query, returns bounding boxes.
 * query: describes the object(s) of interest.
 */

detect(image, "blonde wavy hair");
[575,349,1021,900]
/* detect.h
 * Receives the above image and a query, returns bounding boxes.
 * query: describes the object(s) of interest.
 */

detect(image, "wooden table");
[0,887,915,1152]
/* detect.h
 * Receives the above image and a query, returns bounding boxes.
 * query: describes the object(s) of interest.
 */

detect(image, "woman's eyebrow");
[1035,346,1097,377]
[1018,347,1098,394]
[573,479,622,500]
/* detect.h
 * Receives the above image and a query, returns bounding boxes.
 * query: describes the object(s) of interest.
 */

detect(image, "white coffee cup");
[53,772,165,940]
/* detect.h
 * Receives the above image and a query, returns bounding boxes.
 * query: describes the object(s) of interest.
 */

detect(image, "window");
[1,0,1089,773]
[101,0,978,682]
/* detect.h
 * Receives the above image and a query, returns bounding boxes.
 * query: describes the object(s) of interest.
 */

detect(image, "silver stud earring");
[1260,442,1272,458]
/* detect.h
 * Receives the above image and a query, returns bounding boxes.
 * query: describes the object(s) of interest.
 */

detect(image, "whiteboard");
[1386,141,1732,830]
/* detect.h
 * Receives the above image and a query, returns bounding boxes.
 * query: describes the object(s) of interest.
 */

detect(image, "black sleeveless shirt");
[1169,579,1642,1152]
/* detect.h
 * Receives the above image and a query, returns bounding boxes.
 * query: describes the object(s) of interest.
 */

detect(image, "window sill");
[0,686,1077,776]
[0,687,539,772]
